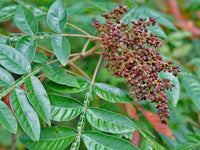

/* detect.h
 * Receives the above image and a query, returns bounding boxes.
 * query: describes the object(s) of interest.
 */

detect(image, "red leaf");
[142,110,175,140]
[21,84,25,90]
[131,130,140,147]
[5,93,14,114]
[125,103,139,120]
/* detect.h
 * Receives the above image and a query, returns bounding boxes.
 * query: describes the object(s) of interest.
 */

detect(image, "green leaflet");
[33,51,49,64]
[47,0,68,33]
[0,44,31,74]
[141,138,154,150]
[49,94,83,122]
[159,71,180,107]
[86,107,135,134]
[51,35,71,66]
[14,5,38,35]
[10,88,40,141]
[82,131,139,150]
[173,142,200,150]
[93,83,132,103]
[0,34,8,44]
[0,100,17,133]
[25,76,51,126]
[0,66,15,86]
[43,65,78,87]
[16,36,37,62]
[45,77,90,93]
[147,24,167,39]
[0,5,17,22]
[19,126,77,150]
[181,74,200,109]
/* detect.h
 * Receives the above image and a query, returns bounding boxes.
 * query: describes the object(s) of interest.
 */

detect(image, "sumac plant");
[2,0,198,150]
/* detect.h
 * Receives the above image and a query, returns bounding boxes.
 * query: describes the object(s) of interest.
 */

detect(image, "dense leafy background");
[0,0,200,150]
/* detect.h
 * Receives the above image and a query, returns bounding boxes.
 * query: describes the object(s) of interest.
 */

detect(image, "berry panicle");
[92,4,181,124]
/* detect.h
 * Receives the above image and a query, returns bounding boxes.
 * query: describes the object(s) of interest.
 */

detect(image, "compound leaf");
[141,138,154,150]
[16,36,37,62]
[0,66,15,86]
[33,51,49,64]
[82,131,139,150]
[43,65,78,87]
[49,94,83,122]
[20,126,77,150]
[173,142,200,150]
[93,83,132,103]
[45,77,89,93]
[51,35,71,66]
[14,5,38,35]
[25,76,51,126]
[0,44,31,74]
[10,88,40,141]
[0,5,17,22]
[159,72,180,107]
[86,107,135,133]
[181,74,200,109]
[0,100,17,133]
[47,0,67,33]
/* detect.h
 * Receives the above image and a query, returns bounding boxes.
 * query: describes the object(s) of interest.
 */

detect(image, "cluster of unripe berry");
[92,4,181,124]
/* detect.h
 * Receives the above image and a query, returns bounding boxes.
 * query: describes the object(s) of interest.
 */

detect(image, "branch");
[37,45,55,54]
[6,33,102,41]
[70,55,103,150]
[60,34,101,40]
[81,39,91,54]
[65,69,82,77]
[67,22,90,36]
[10,134,17,150]
[69,62,91,81]
[66,44,102,66]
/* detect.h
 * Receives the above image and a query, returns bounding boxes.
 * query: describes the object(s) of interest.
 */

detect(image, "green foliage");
[0,44,31,74]
[93,83,133,103]
[14,5,38,35]
[82,131,139,150]
[25,76,51,126]
[49,94,83,122]
[43,65,79,87]
[19,126,77,150]
[86,107,135,133]
[16,36,37,62]
[51,35,71,66]
[0,100,17,133]
[47,0,68,33]
[0,0,199,150]
[10,88,40,141]
[0,67,15,86]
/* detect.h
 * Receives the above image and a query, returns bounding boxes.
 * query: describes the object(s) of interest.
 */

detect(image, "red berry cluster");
[92,4,181,124]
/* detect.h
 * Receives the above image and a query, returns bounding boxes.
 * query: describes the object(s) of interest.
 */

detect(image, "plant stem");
[81,39,91,54]
[67,23,90,36]
[69,62,91,81]
[70,55,103,150]
[10,134,17,150]
[60,34,101,40]
[37,45,55,54]
[7,33,102,41]
[65,69,82,77]
[66,45,102,66]
[70,53,83,57]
